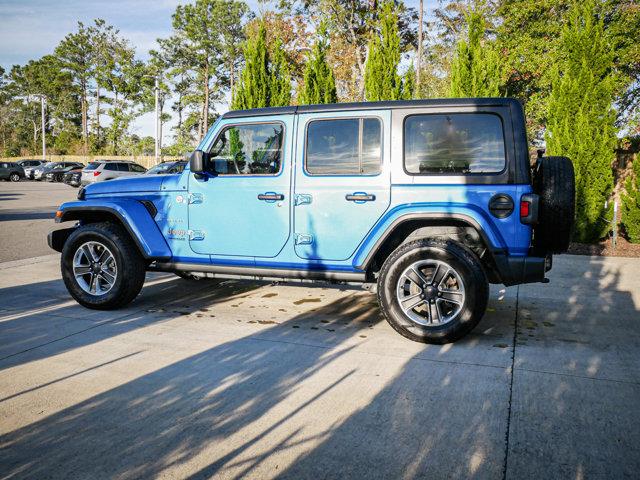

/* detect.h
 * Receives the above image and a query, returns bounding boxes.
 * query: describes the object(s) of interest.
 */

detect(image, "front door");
[188,116,292,258]
[293,111,391,261]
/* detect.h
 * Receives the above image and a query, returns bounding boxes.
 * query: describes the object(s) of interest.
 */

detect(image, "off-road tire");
[61,222,146,309]
[377,238,489,344]
[533,156,575,253]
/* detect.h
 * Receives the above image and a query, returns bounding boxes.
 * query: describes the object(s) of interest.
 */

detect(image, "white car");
[81,161,147,186]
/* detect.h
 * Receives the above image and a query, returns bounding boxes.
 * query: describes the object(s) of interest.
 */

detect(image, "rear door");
[293,110,391,261]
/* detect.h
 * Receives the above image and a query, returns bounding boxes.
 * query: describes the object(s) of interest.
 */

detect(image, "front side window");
[404,113,506,174]
[305,118,382,175]
[208,123,284,175]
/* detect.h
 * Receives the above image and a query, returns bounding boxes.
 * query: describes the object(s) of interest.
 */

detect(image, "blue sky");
[0,0,425,140]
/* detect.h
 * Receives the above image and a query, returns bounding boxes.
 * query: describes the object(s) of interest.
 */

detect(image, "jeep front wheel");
[61,222,146,309]
[377,239,488,344]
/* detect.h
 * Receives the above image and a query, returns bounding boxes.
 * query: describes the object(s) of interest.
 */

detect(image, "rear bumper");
[493,253,551,287]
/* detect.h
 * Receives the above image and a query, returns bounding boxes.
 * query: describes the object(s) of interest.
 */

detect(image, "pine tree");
[298,23,337,105]
[546,0,617,243]
[449,5,501,97]
[232,22,270,110]
[621,155,640,243]
[270,37,291,107]
[364,1,402,102]
[402,63,416,100]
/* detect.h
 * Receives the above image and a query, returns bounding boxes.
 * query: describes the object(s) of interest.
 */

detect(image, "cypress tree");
[270,37,291,107]
[546,0,616,242]
[449,6,501,97]
[402,63,416,100]
[364,1,402,102]
[232,22,270,110]
[298,23,337,105]
[621,155,640,243]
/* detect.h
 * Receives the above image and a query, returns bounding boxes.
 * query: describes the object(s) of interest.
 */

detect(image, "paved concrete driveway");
[0,254,638,479]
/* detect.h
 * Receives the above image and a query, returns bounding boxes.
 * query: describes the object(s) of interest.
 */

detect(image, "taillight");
[93,171,101,176]
[520,200,530,218]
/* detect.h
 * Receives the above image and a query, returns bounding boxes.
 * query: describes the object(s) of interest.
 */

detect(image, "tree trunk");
[81,90,88,155]
[202,61,210,140]
[416,0,424,94]
[230,61,235,98]
[96,87,101,140]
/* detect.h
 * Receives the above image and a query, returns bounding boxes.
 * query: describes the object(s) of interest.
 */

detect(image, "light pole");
[154,75,160,164]
[32,95,46,160]
[143,74,161,164]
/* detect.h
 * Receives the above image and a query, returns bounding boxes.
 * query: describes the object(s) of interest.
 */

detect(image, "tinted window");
[130,164,146,173]
[84,162,100,171]
[305,118,382,175]
[404,114,506,174]
[208,123,283,175]
[104,163,119,171]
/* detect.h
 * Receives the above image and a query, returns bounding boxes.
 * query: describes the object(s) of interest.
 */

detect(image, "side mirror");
[190,150,206,174]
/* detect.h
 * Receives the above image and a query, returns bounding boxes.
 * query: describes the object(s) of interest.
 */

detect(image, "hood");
[84,175,165,196]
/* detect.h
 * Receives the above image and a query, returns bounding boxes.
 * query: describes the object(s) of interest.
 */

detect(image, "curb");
[0,254,59,270]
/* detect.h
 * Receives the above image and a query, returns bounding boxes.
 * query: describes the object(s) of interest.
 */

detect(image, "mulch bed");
[568,237,640,258]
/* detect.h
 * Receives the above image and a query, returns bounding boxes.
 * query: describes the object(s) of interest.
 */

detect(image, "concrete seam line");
[513,366,640,387]
[502,285,519,480]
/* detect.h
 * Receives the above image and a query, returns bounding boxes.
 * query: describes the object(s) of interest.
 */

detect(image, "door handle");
[258,192,285,202]
[345,192,376,202]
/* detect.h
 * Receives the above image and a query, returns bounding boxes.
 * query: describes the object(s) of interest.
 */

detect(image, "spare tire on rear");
[532,156,575,253]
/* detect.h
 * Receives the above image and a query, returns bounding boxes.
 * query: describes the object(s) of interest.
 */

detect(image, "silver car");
[81,161,147,185]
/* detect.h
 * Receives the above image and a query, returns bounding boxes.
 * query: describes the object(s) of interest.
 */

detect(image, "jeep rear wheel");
[533,156,575,253]
[377,239,488,344]
[61,222,146,310]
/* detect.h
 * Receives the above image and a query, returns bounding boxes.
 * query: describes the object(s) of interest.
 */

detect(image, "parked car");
[45,163,85,182]
[80,161,147,186]
[33,161,83,181]
[21,160,48,180]
[49,98,576,344]
[0,162,25,182]
[63,168,83,187]
[145,160,187,175]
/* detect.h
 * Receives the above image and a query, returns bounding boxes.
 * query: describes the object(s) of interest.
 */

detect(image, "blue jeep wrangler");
[49,98,575,343]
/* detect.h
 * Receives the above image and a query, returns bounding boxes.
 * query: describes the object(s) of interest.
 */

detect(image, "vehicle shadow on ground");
[1,256,638,478]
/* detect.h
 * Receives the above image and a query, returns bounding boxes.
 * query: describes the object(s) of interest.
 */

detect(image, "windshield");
[83,162,101,171]
[146,163,172,174]
[42,162,56,168]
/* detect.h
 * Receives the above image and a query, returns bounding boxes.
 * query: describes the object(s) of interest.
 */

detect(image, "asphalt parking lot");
[0,181,77,262]
[0,182,639,479]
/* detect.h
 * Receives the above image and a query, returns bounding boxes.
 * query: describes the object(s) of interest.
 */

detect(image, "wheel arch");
[54,202,171,260]
[357,213,505,283]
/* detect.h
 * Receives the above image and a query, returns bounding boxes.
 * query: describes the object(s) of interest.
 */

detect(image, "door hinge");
[189,193,204,204]
[294,193,312,206]
[188,230,205,241]
[294,233,314,245]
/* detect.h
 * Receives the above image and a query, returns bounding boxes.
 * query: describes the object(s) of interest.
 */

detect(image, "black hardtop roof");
[222,97,521,119]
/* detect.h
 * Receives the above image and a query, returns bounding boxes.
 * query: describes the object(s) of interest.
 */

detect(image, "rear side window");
[84,162,100,171]
[305,118,382,175]
[404,113,506,174]
[104,163,119,171]
[130,164,146,172]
